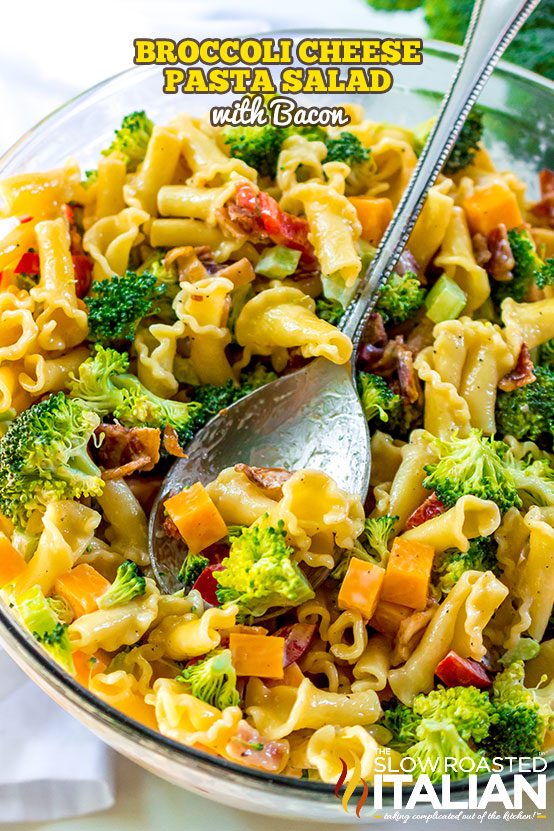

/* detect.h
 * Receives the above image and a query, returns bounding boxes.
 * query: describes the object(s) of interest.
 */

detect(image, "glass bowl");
[0,30,552,823]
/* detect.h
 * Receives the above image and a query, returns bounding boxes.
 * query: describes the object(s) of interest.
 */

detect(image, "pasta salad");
[0,104,553,784]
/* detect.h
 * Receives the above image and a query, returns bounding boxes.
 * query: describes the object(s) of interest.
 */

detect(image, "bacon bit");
[234,464,292,500]
[193,246,224,275]
[405,493,446,530]
[215,257,256,289]
[529,169,554,227]
[225,721,289,773]
[95,423,161,477]
[498,343,536,391]
[163,514,181,540]
[223,201,268,243]
[396,341,420,404]
[396,249,425,284]
[162,425,187,458]
[200,542,230,564]
[127,474,164,513]
[405,316,435,355]
[473,224,515,282]
[273,623,316,667]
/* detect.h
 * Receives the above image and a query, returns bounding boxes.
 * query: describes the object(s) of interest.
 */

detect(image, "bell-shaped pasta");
[76,537,126,583]
[68,578,160,653]
[277,136,327,194]
[268,469,365,571]
[351,634,391,692]
[149,604,238,661]
[378,430,437,529]
[297,593,332,641]
[401,495,501,554]
[149,217,245,262]
[90,670,158,729]
[205,466,278,526]
[236,286,352,366]
[300,649,344,693]
[0,159,80,219]
[246,677,381,740]
[0,306,37,363]
[19,346,89,396]
[91,155,127,220]
[389,570,508,704]
[518,507,554,641]
[124,125,182,216]
[171,114,256,186]
[501,297,554,352]
[306,725,389,784]
[408,181,454,268]
[434,206,490,314]
[134,320,185,398]
[173,277,235,385]
[158,180,240,224]
[284,182,361,286]
[14,501,101,596]
[0,363,32,415]
[83,206,149,280]
[369,431,405,487]
[31,218,88,351]
[415,318,514,436]
[96,479,149,566]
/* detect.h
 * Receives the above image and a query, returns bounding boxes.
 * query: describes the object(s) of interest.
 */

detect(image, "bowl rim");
[0,27,552,801]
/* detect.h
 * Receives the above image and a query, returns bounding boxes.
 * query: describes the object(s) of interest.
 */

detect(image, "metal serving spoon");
[149,0,539,592]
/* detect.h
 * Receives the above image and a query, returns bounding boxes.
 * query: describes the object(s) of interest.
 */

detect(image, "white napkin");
[0,649,114,823]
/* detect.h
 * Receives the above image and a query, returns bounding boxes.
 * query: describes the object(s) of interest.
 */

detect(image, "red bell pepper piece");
[72,254,93,298]
[19,215,33,224]
[233,184,315,264]
[405,493,446,530]
[274,622,316,667]
[192,563,224,606]
[14,251,40,275]
[435,650,493,689]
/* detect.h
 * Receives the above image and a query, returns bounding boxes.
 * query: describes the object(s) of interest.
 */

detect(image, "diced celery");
[424,274,466,323]
[255,245,301,279]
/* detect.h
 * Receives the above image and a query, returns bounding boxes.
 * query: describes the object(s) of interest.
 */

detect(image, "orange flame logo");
[335,757,370,816]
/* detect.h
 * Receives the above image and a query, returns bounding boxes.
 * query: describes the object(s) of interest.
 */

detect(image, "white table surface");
[7,752,553,831]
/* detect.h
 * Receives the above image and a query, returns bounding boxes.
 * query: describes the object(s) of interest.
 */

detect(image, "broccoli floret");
[178,553,209,588]
[193,365,277,424]
[102,110,153,172]
[539,338,554,370]
[496,366,554,444]
[0,392,103,528]
[433,536,498,594]
[507,454,554,508]
[324,132,369,166]
[214,518,315,617]
[137,249,180,323]
[85,270,166,346]
[423,0,473,45]
[315,297,345,326]
[97,560,146,608]
[505,3,554,79]
[69,345,202,445]
[357,372,402,423]
[413,685,495,743]
[222,124,283,179]
[366,0,423,9]
[177,648,240,709]
[17,586,75,674]
[376,270,426,324]
[363,515,398,565]
[423,429,520,512]
[381,700,422,752]
[483,661,554,758]
[444,109,484,174]
[499,638,541,666]
[81,169,98,189]
[407,718,484,782]
[494,229,554,304]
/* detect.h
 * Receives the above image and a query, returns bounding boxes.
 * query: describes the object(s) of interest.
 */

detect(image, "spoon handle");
[340,0,540,351]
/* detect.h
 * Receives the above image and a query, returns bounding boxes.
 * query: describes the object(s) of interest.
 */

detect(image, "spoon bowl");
[149,358,370,592]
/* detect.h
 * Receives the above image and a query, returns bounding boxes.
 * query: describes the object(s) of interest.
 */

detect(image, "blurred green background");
[365,0,554,79]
